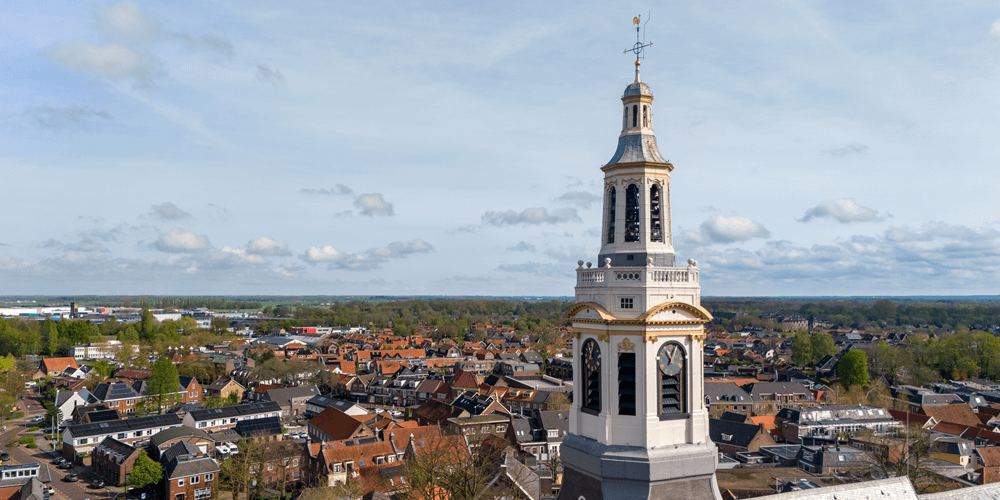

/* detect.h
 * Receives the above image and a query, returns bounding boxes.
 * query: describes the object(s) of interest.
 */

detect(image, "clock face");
[657,343,683,377]
[583,340,601,373]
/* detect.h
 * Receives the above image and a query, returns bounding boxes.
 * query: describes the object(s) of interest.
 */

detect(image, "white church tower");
[557,19,722,500]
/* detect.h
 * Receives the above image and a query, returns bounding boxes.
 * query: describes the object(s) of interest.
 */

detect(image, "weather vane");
[624,14,652,63]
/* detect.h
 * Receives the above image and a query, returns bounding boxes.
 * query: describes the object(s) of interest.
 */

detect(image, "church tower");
[557,22,721,500]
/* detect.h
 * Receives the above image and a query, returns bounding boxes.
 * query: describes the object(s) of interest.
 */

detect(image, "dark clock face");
[657,343,683,377]
[583,340,601,373]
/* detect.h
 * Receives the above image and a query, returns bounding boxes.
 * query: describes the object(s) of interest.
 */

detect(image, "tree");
[839,350,870,388]
[792,332,813,367]
[546,392,570,411]
[91,359,114,380]
[128,450,162,489]
[810,332,838,361]
[147,358,180,414]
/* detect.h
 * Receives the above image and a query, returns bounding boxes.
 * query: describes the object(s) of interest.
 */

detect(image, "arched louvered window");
[643,105,649,127]
[650,184,663,242]
[656,342,687,416]
[632,105,638,127]
[606,187,616,244]
[582,339,601,413]
[624,184,640,242]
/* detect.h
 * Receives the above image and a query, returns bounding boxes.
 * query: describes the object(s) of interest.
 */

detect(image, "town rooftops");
[306,395,363,413]
[0,463,50,488]
[187,401,281,422]
[264,385,320,406]
[165,454,219,480]
[42,357,79,373]
[67,413,182,438]
[234,415,282,438]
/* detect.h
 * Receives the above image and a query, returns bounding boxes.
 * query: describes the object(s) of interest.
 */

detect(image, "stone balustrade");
[576,266,699,286]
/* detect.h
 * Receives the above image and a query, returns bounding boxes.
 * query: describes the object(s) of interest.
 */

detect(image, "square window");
[192,476,200,484]
[178,479,184,487]
[620,297,634,309]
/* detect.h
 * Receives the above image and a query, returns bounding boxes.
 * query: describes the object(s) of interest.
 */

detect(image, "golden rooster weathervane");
[625,14,652,64]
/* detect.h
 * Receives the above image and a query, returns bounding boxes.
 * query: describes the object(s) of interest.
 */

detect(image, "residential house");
[777,405,900,444]
[261,385,321,417]
[149,427,216,461]
[0,463,51,500]
[308,407,375,442]
[304,395,368,417]
[204,377,245,401]
[91,381,141,415]
[40,357,79,377]
[161,441,220,500]
[705,382,754,416]
[248,440,308,492]
[709,418,777,455]
[741,382,817,415]
[62,414,184,459]
[182,402,282,433]
[53,389,93,426]
[92,437,141,486]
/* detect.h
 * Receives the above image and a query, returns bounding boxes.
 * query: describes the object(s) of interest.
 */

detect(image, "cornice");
[601,161,674,174]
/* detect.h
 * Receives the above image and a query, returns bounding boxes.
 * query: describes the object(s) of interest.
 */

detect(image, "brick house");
[92,381,141,415]
[39,357,79,378]
[708,418,777,455]
[249,441,308,492]
[62,414,184,459]
[181,401,281,433]
[204,377,245,401]
[179,376,202,404]
[149,427,216,461]
[161,442,220,500]
[92,437,141,486]
[307,407,374,442]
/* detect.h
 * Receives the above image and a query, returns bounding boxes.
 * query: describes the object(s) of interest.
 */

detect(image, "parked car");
[51,457,65,465]
[64,473,78,482]
[0,453,9,461]
[217,444,230,454]
[32,415,44,422]
[57,462,73,470]
[43,486,54,496]
[90,480,105,489]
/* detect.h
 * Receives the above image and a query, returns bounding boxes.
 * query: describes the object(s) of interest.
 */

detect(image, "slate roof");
[264,385,320,407]
[95,437,138,464]
[150,426,213,449]
[162,441,202,465]
[604,133,667,166]
[165,455,219,480]
[187,401,280,422]
[536,410,568,443]
[705,382,753,404]
[68,413,182,438]
[760,476,916,500]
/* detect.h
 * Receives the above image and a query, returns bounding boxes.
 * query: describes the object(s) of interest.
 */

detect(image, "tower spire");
[624,14,652,83]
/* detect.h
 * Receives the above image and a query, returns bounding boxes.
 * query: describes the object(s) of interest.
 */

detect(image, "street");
[1,394,114,500]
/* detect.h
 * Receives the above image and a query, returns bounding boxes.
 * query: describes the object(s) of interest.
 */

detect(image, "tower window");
[624,184,640,242]
[632,105,637,127]
[620,297,633,309]
[606,187,616,244]
[643,105,649,127]
[650,184,662,242]
[618,352,636,416]
[582,339,601,413]
[656,342,687,416]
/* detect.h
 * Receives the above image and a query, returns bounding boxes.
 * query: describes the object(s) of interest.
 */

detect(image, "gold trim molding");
[618,337,635,352]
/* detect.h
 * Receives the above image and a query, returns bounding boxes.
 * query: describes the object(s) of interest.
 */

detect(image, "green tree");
[91,359,114,380]
[44,320,59,356]
[128,450,162,489]
[838,350,870,388]
[147,358,180,414]
[792,332,813,367]
[810,332,838,362]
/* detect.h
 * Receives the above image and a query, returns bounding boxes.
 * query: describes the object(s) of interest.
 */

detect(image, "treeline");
[868,330,1000,386]
[273,299,573,340]
[121,297,263,311]
[705,298,1000,330]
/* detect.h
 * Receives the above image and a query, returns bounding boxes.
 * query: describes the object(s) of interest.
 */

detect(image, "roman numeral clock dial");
[585,340,601,372]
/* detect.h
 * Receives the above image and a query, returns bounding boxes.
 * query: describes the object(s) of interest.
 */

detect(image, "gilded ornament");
[618,337,635,352]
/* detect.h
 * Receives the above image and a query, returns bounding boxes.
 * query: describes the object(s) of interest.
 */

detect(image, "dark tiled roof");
[165,455,219,479]
[150,426,213,448]
[162,441,202,465]
[604,133,667,167]
[709,418,765,449]
[264,385,320,407]
[68,413,182,438]
[188,401,280,422]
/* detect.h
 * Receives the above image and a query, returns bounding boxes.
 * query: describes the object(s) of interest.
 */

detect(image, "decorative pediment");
[564,302,617,321]
[638,301,713,324]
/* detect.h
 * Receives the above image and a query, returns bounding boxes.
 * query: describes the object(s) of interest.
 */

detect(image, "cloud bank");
[481,207,580,226]
[800,198,883,224]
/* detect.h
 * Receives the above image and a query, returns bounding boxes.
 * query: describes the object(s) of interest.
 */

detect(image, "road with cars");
[1,394,112,500]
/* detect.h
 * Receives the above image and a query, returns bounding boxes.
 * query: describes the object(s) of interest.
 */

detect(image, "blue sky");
[2,1,1000,296]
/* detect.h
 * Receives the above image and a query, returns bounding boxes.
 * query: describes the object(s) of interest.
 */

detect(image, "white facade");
[68,340,140,360]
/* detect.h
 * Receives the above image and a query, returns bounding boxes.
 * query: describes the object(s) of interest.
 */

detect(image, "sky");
[2,1,1000,297]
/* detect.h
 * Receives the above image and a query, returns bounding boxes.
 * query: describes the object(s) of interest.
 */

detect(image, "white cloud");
[686,215,771,245]
[481,207,580,226]
[354,193,394,217]
[256,64,285,86]
[506,241,535,252]
[150,202,191,221]
[300,238,432,270]
[555,191,600,208]
[245,236,291,256]
[208,247,268,267]
[301,184,354,196]
[153,228,209,253]
[45,41,160,83]
[800,198,884,224]
[992,19,1000,43]
[97,2,162,42]
[545,246,591,263]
